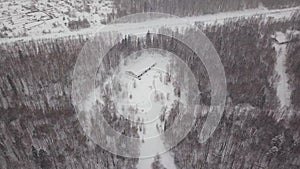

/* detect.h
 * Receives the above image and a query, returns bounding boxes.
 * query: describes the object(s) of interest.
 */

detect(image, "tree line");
[111,0,300,18]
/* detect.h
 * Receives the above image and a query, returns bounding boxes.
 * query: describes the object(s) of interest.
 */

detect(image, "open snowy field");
[77,49,199,168]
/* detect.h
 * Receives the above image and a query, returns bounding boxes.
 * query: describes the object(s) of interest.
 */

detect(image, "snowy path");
[272,32,291,108]
[1,6,299,44]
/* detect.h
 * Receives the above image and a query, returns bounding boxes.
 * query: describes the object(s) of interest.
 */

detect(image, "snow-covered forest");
[1,1,300,169]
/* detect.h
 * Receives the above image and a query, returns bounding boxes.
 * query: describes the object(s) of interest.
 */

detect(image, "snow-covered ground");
[108,50,190,169]
[1,6,299,44]
[272,32,291,108]
[272,30,300,113]
[81,49,198,168]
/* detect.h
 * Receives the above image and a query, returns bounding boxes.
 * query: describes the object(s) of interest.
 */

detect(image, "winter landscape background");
[1,0,300,169]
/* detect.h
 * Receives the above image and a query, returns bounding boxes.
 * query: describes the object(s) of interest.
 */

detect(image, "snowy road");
[0,6,299,44]
[272,32,291,108]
